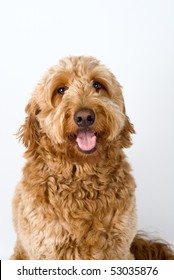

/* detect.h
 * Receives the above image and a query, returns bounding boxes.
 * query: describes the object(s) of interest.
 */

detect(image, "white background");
[0,0,173,259]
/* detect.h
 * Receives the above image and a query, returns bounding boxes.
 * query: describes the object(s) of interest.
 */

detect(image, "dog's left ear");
[17,99,41,158]
[119,112,135,148]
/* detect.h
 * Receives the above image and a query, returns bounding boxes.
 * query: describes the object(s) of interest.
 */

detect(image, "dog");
[11,56,174,259]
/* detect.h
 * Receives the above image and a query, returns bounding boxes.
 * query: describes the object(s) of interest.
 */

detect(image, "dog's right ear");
[17,100,41,158]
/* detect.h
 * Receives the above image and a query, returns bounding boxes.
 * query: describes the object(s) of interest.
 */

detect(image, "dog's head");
[18,56,134,162]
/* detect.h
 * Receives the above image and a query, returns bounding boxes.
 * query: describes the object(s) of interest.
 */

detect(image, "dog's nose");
[74,108,95,127]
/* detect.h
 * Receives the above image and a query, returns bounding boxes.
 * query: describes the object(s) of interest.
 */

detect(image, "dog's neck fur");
[26,134,127,177]
[22,135,135,207]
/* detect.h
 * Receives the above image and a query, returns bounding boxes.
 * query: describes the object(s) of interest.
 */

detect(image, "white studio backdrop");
[0,0,174,259]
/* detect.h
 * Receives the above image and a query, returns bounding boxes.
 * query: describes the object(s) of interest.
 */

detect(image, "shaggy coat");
[11,56,173,260]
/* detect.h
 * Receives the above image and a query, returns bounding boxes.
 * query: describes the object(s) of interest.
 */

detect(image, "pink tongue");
[76,131,96,152]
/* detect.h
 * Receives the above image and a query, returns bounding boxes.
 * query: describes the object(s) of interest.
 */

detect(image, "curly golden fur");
[131,234,174,260]
[11,56,173,260]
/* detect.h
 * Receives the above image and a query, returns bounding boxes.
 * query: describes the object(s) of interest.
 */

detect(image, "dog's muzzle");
[73,108,97,154]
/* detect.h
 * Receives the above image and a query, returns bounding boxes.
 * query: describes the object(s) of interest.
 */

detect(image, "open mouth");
[69,130,97,154]
[76,130,97,154]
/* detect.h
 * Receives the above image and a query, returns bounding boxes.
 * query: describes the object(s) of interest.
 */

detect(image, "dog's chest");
[47,173,119,214]
[44,173,121,234]
[33,175,121,259]
[20,166,134,259]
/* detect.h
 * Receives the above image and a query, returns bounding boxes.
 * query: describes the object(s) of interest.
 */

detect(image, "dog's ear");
[119,114,135,148]
[17,100,41,158]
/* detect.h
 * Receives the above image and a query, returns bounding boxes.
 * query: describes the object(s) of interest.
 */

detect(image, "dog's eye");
[57,86,68,95]
[92,81,102,91]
